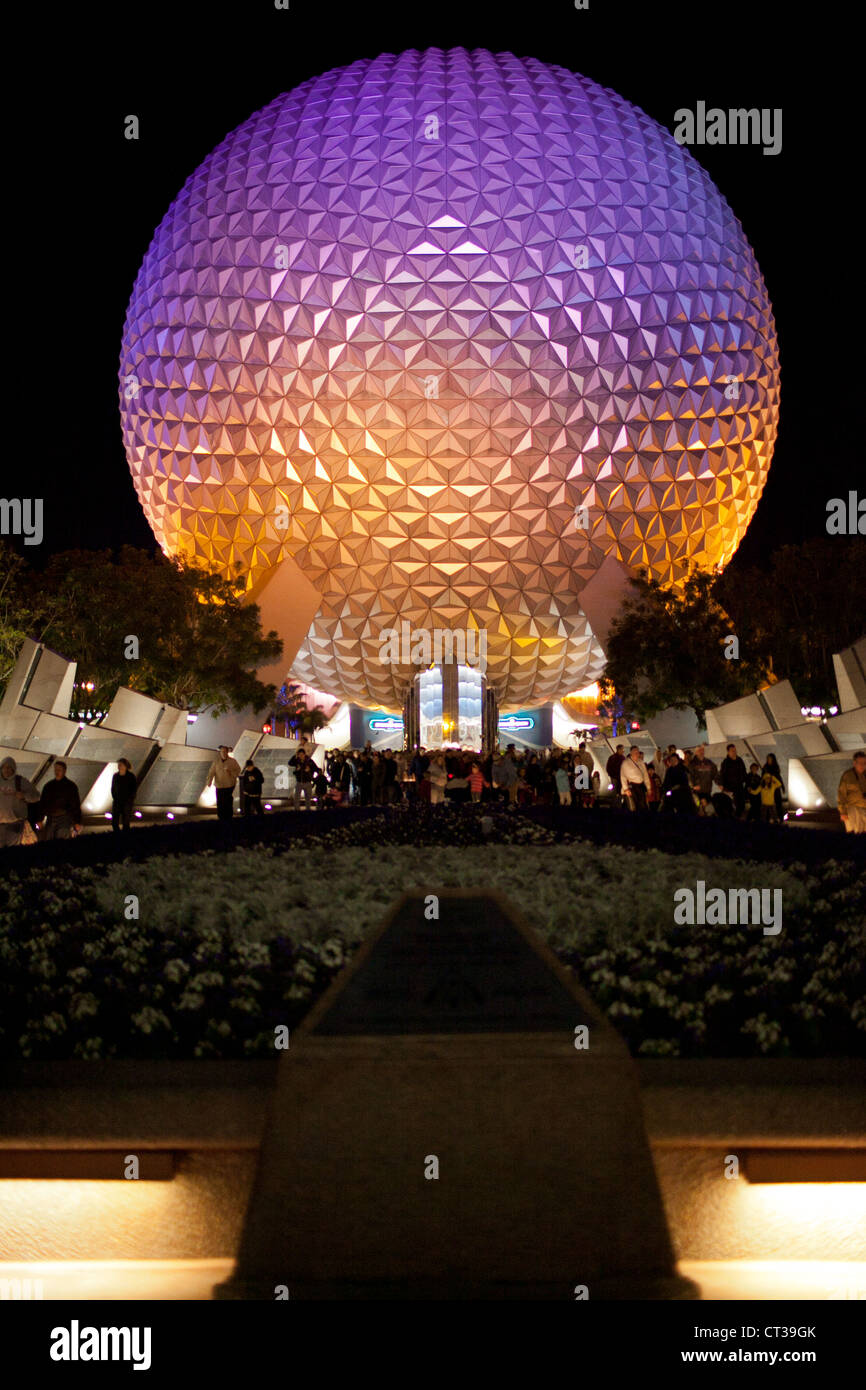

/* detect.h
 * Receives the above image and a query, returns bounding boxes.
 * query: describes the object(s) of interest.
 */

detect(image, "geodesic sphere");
[119,47,779,711]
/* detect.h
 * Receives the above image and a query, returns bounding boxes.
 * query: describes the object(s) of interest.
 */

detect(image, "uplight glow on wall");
[120,48,779,710]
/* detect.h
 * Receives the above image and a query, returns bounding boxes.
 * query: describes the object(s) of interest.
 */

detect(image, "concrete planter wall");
[1,1059,863,1264]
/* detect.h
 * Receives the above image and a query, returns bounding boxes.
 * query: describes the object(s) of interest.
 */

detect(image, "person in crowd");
[39,759,83,840]
[574,742,595,808]
[661,752,695,814]
[711,790,735,818]
[606,744,625,808]
[370,751,386,805]
[110,757,138,832]
[358,750,373,805]
[383,750,399,804]
[481,749,495,790]
[759,765,783,823]
[837,749,866,833]
[745,762,763,822]
[493,747,519,805]
[338,753,355,804]
[428,752,448,805]
[621,745,651,811]
[414,750,431,804]
[409,747,430,798]
[761,754,785,820]
[313,761,330,808]
[207,745,241,821]
[239,758,264,816]
[647,759,662,812]
[554,761,572,806]
[697,794,716,817]
[516,765,533,807]
[524,753,542,803]
[468,761,488,803]
[689,745,718,801]
[683,749,694,769]
[0,756,41,847]
[718,743,747,817]
[288,746,315,810]
[650,746,666,783]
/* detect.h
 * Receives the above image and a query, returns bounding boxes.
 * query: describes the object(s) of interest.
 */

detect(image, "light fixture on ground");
[0,1152,176,1180]
[742,1150,866,1184]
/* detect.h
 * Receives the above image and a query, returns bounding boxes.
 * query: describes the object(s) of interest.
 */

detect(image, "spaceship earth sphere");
[120,48,780,712]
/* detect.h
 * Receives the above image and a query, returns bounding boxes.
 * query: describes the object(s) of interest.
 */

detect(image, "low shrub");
[1,821,863,1060]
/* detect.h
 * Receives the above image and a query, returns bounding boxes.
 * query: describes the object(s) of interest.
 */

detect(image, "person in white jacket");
[428,753,448,805]
[0,756,41,847]
[206,746,241,822]
[620,746,651,812]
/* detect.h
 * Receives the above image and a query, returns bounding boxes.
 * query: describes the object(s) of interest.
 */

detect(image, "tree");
[34,548,283,719]
[299,705,329,738]
[275,682,305,737]
[595,688,630,740]
[275,681,330,738]
[717,537,866,707]
[600,568,769,724]
[0,541,36,694]
[0,541,65,698]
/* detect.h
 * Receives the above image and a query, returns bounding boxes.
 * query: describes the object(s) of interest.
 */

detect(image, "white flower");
[69,993,99,1022]
[131,1008,170,1034]
[190,971,224,990]
[230,997,259,1014]
[178,991,205,1011]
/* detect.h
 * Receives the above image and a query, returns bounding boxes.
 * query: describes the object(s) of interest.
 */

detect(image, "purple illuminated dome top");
[120,48,779,711]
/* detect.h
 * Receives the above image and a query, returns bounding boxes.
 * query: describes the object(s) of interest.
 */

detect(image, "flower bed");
[2,814,863,1061]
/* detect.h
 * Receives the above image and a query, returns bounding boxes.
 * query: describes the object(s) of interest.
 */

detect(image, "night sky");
[18,0,855,572]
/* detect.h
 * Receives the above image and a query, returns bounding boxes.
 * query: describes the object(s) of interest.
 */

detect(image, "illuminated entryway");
[407,664,488,749]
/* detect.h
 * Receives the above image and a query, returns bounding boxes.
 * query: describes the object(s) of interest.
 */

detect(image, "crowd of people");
[215,740,866,834]
[313,743,601,810]
[605,742,790,822]
[2,742,864,845]
[304,741,795,823]
[234,740,866,835]
[0,755,138,847]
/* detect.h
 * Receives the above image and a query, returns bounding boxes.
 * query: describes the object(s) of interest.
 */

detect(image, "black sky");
[14,0,857,573]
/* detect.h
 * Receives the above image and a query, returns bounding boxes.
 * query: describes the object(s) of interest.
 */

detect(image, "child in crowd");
[745,763,762,822]
[759,768,783,823]
[468,762,488,803]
